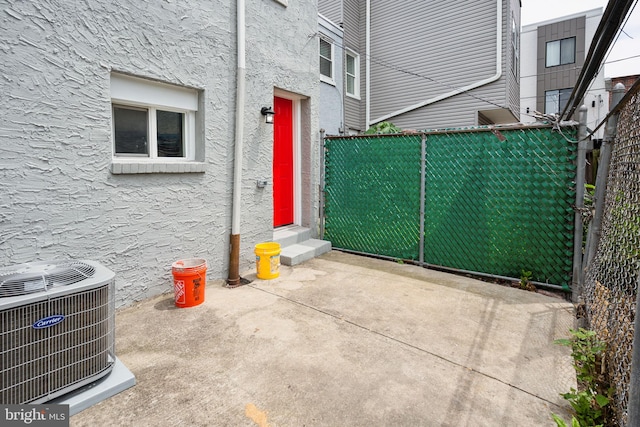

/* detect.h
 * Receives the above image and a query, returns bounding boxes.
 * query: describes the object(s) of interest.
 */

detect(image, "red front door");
[273,96,294,227]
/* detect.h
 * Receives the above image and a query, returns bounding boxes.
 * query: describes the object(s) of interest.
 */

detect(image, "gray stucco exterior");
[0,0,320,307]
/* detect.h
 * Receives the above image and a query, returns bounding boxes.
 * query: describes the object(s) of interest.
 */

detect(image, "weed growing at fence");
[518,269,535,291]
[552,328,612,427]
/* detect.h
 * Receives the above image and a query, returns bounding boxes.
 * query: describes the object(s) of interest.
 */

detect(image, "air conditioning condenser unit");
[0,260,116,405]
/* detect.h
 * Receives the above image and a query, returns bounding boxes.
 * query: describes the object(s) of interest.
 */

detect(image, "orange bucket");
[172,258,207,308]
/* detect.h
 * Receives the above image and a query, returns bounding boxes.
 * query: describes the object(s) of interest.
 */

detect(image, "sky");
[521,0,640,77]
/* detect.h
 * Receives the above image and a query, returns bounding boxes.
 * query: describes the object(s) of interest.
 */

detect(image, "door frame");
[274,88,303,226]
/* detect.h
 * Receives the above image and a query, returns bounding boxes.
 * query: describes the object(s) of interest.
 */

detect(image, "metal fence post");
[629,273,640,427]
[319,129,326,240]
[572,105,588,304]
[583,83,625,269]
[419,134,426,265]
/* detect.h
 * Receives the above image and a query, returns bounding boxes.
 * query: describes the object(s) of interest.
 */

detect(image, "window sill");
[110,161,206,174]
[346,93,361,101]
[320,76,335,86]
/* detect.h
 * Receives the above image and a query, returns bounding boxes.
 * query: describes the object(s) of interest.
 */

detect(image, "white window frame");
[345,51,360,99]
[110,73,203,174]
[319,38,335,85]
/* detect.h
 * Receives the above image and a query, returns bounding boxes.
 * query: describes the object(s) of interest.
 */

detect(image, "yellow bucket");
[255,242,281,280]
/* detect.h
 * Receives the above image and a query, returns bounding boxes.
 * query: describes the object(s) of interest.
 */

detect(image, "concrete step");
[273,226,311,248]
[280,239,332,266]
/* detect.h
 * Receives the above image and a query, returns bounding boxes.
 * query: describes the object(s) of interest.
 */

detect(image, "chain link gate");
[323,125,577,289]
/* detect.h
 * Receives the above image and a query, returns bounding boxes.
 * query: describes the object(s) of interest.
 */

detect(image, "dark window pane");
[545,90,559,114]
[559,88,572,112]
[346,55,355,74]
[113,106,148,155]
[319,39,331,60]
[560,37,575,65]
[157,110,184,157]
[347,75,355,94]
[320,57,332,78]
[320,39,332,78]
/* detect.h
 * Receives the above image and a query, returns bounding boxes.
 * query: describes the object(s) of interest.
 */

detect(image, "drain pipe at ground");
[228,0,246,287]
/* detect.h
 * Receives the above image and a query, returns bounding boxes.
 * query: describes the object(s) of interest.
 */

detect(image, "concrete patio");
[70,251,576,426]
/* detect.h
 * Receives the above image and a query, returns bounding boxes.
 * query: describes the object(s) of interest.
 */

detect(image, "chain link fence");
[324,125,577,288]
[582,84,640,427]
[324,135,422,260]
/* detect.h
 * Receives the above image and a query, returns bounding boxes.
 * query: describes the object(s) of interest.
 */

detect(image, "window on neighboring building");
[346,51,359,98]
[110,73,202,173]
[319,38,334,83]
[545,88,573,114]
[545,37,575,67]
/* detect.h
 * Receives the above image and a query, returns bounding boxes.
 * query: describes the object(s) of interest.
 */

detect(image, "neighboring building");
[319,14,345,136]
[520,8,608,138]
[318,0,522,132]
[606,74,640,105]
[0,1,321,307]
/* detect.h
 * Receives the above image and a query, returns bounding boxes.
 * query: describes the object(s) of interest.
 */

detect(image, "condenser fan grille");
[0,261,96,298]
[0,260,116,405]
[0,282,115,404]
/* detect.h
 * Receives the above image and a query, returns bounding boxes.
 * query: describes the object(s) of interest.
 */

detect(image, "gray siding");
[0,0,319,307]
[369,1,511,129]
[319,0,342,25]
[536,16,586,112]
[506,0,521,119]
[343,0,364,132]
[389,72,511,129]
[343,0,360,49]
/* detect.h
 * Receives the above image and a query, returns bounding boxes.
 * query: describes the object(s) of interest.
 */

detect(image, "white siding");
[520,22,539,123]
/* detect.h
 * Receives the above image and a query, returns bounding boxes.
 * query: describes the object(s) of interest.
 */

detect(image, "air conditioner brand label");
[32,315,65,329]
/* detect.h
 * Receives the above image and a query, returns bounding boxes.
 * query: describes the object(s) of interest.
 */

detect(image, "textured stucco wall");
[0,0,319,307]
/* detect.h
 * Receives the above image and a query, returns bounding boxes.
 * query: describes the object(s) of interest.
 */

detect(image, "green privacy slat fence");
[324,126,577,288]
[324,135,422,260]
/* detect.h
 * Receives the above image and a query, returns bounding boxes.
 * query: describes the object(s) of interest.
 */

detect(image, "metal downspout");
[365,0,371,129]
[419,134,426,264]
[228,0,246,287]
